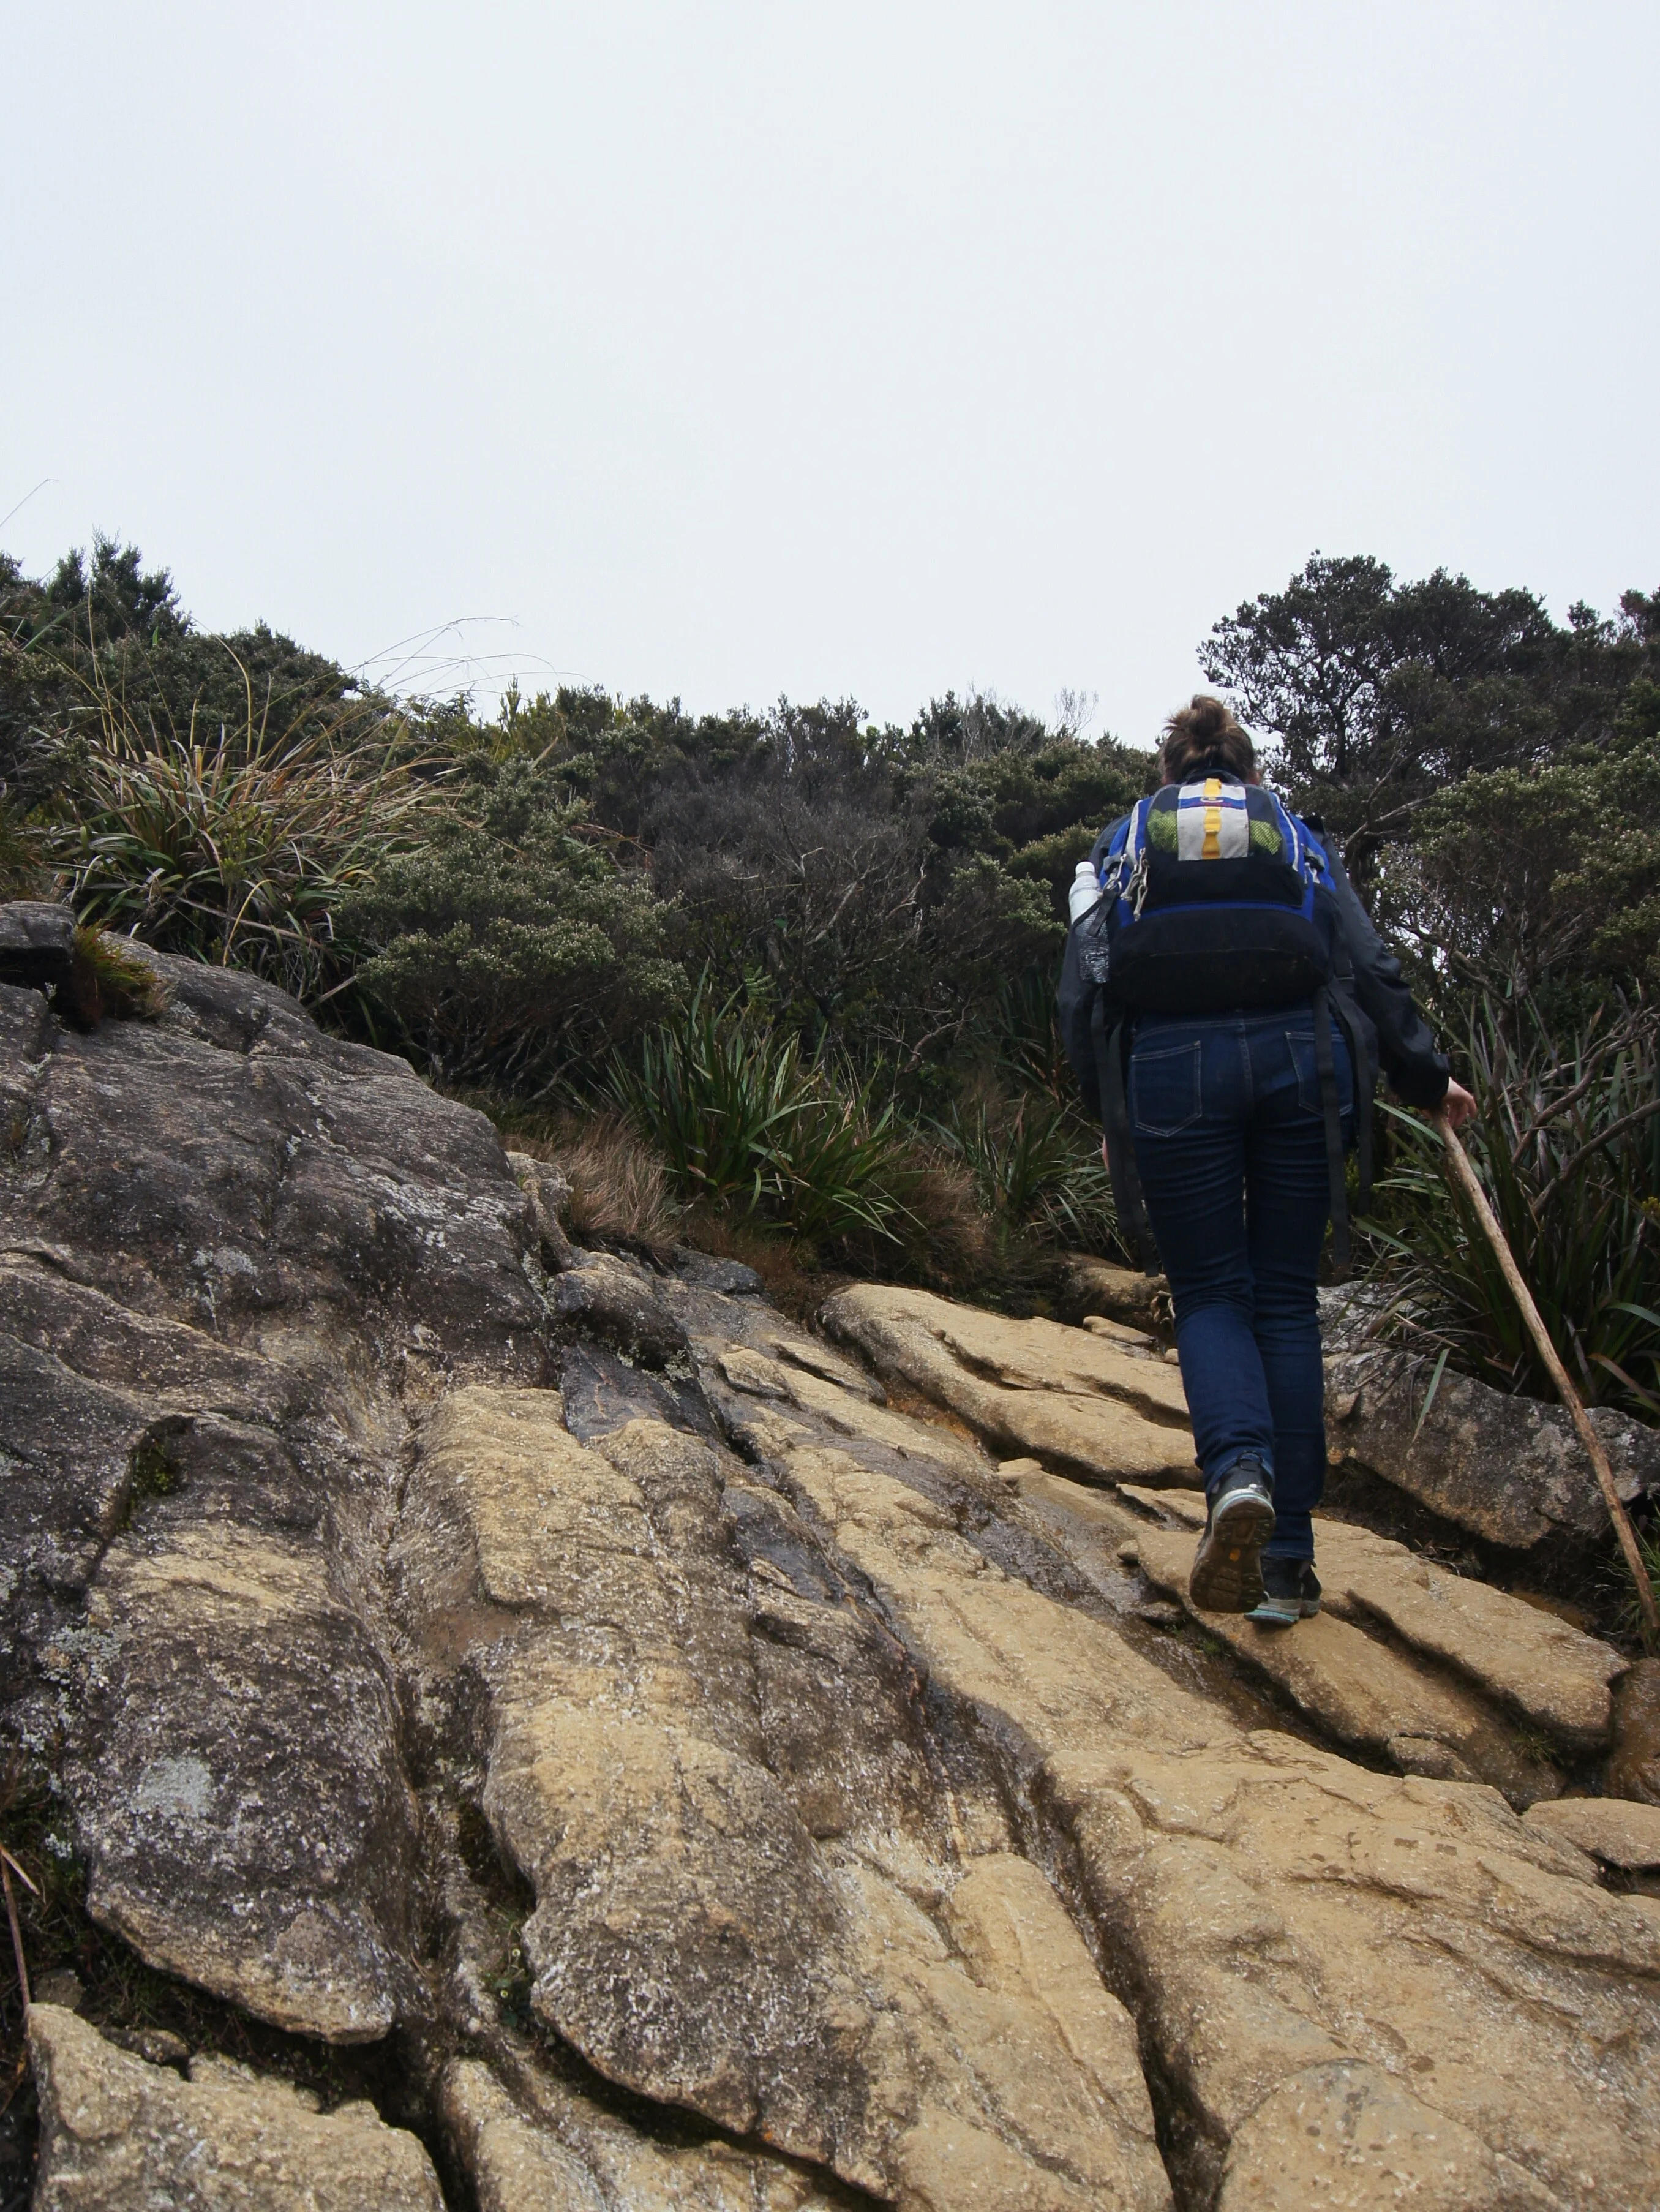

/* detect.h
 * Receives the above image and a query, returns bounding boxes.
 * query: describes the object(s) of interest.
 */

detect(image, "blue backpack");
[1068,775,1370,1266]
[1077,774,1337,1013]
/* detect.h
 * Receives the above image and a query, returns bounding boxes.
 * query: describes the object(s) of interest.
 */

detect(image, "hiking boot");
[1189,1456,1275,1614]
[1246,1557,1322,1627]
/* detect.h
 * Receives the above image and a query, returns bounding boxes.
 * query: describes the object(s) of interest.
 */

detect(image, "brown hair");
[1160,695,1255,784]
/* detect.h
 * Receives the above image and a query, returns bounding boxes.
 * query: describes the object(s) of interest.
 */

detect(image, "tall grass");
[51,710,441,996]
[1368,991,1660,1417]
[28,639,444,997]
[511,1115,683,1250]
[607,990,920,1250]
[991,968,1080,1102]
[935,1091,1122,1257]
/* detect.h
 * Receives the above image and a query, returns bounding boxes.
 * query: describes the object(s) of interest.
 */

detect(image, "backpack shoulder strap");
[1282,800,1331,879]
[1089,809,1133,881]
[1312,984,1350,1266]
[1326,985,1373,1217]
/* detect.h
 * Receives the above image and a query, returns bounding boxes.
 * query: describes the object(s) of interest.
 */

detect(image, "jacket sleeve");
[1323,844,1450,1108]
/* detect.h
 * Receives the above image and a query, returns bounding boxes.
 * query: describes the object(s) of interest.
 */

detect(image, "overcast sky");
[4,3,1655,743]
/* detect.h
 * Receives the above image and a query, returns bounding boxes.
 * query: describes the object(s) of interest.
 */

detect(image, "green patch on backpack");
[1147,804,1281,858]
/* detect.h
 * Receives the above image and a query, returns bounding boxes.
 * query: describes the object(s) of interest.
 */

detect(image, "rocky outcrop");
[1,952,541,2053]
[0,901,74,992]
[28,2004,445,2210]
[4,927,1659,2211]
[1112,1486,1565,1799]
[1114,1481,1628,1759]
[1325,1345,1659,1550]
[1609,1659,1660,1803]
[770,1441,1658,2210]
[1524,1797,1660,1872]
[1056,1251,1168,1328]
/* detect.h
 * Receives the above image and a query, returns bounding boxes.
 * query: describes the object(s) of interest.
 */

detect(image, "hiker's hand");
[1441,1080,1478,1131]
[1101,1136,1111,1173]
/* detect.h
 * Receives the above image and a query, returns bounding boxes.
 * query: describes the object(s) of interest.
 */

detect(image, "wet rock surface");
[3,928,1658,2210]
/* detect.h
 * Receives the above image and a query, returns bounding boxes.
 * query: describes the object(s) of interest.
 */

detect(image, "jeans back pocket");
[1130,1039,1203,1137]
[1286,1028,1352,1120]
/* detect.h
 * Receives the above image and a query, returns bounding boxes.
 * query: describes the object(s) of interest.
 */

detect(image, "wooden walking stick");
[1435,1108,1659,1646]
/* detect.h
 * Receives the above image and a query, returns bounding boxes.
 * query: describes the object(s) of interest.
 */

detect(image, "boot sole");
[1189,1492,1276,1614]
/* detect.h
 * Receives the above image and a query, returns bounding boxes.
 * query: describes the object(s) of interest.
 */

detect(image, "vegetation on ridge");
[4,534,1660,1399]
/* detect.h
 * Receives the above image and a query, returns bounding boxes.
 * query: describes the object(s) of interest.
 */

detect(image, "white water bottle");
[1068,860,1102,924]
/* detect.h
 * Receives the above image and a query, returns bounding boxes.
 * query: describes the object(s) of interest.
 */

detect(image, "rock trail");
[2,928,1658,2208]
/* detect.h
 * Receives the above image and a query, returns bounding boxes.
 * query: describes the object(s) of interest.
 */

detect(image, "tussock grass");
[934,1085,1122,1259]
[45,663,443,997]
[61,926,165,1026]
[1367,990,1660,1419]
[511,1115,683,1251]
[606,990,921,1254]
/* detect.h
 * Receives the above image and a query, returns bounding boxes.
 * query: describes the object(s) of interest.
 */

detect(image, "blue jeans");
[1128,1008,1352,1561]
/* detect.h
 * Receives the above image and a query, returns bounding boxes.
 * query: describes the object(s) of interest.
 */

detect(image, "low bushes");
[595,991,1111,1295]
[336,760,682,1085]
[14,536,1653,1356]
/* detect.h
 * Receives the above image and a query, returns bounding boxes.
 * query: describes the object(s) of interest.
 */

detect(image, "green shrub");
[0,803,46,898]
[340,759,682,1085]
[1367,991,1660,1417]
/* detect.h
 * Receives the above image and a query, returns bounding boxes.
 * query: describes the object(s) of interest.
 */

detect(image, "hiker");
[1059,696,1476,1624]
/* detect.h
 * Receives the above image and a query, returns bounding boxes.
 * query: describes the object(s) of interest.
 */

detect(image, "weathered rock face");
[1326,1345,1659,1551]
[822,1281,1198,1487]
[0,902,74,992]
[1110,1481,1626,1791]
[1608,1659,1660,1804]
[1524,1796,1660,1871]
[28,2004,445,2210]
[4,927,1659,2211]
[1056,1251,1168,1328]
[2,950,543,2053]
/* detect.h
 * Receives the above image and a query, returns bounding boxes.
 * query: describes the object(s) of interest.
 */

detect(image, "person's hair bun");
[1160,694,1255,784]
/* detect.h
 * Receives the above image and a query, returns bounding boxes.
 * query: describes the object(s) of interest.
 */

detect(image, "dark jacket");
[1057,814,1450,1120]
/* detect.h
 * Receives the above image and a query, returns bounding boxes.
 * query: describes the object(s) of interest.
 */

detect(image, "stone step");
[1127,1514,1558,1802]
[822,1283,1198,1489]
[1120,1485,1626,1750]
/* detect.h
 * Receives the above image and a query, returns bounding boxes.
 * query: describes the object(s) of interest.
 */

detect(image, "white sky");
[4,3,1656,744]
